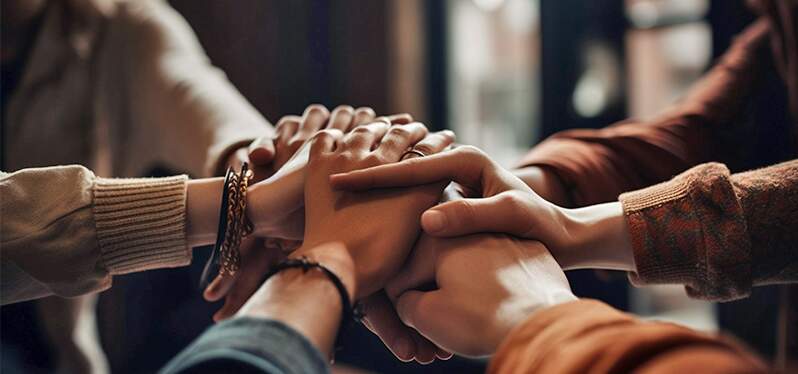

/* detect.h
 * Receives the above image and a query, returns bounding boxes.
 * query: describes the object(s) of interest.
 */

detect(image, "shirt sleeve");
[160,317,329,374]
[619,159,798,301]
[97,0,273,178]
[0,165,190,304]
[489,299,768,374]
[517,20,771,207]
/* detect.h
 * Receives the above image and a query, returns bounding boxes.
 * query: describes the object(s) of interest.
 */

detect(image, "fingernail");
[422,210,447,233]
[394,337,415,361]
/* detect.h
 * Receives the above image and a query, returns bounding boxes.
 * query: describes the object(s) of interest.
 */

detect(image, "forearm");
[559,202,634,271]
[185,178,224,247]
[236,242,356,358]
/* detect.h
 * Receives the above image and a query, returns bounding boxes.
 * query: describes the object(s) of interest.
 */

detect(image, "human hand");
[231,104,395,182]
[205,105,414,318]
[386,234,576,357]
[330,146,634,271]
[229,124,455,361]
[294,123,456,297]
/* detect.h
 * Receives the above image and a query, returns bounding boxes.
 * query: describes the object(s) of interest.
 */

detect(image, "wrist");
[560,202,634,271]
[291,241,358,301]
[236,266,345,357]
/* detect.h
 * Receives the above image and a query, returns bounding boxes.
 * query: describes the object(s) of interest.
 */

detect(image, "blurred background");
[1,0,782,373]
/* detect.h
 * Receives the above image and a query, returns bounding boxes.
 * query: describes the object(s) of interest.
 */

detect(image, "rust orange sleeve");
[489,300,767,374]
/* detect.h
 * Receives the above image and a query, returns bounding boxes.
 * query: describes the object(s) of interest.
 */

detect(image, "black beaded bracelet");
[260,256,363,362]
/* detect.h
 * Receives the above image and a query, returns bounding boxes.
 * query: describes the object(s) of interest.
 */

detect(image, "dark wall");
[169,0,392,122]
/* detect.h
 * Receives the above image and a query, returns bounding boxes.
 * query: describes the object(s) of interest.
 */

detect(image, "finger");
[385,235,438,301]
[247,136,276,166]
[436,348,454,360]
[360,293,418,362]
[375,113,414,125]
[408,130,456,157]
[296,104,330,139]
[421,193,532,237]
[342,121,389,154]
[275,116,301,141]
[327,105,355,131]
[309,129,343,158]
[204,273,236,302]
[352,107,376,127]
[329,145,487,191]
[375,122,428,161]
[410,330,439,365]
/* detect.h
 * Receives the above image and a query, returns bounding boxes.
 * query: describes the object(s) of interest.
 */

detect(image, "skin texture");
[330,145,635,271]
[386,233,576,357]
[205,104,419,321]
[235,121,455,359]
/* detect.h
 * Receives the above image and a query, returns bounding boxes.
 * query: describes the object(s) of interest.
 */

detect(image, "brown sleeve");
[488,300,767,374]
[619,159,798,301]
[517,20,771,207]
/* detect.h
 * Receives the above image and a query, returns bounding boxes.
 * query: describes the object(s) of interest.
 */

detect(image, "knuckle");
[496,191,523,209]
[412,143,434,155]
[353,125,372,134]
[458,145,488,163]
[275,116,301,128]
[387,125,412,138]
[304,104,329,114]
[310,129,337,143]
[364,153,387,166]
[355,107,376,116]
[457,200,478,222]
[333,105,355,114]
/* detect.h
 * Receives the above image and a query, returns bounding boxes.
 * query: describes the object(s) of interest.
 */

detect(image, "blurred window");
[446,0,541,165]
[625,0,717,332]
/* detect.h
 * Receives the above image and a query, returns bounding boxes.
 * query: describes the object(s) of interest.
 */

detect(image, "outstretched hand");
[330,145,634,271]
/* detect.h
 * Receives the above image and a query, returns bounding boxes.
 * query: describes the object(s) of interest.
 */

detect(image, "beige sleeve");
[0,166,191,304]
[97,0,273,178]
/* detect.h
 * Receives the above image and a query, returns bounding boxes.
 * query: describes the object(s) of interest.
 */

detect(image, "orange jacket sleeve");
[518,20,772,207]
[489,300,768,374]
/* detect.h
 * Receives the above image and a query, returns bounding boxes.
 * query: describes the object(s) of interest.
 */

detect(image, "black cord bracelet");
[260,256,363,362]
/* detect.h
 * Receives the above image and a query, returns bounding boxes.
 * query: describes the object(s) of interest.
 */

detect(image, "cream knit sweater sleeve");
[1,165,191,304]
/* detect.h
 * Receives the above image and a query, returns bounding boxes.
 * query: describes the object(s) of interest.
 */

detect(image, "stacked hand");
[330,145,633,359]
[204,104,422,320]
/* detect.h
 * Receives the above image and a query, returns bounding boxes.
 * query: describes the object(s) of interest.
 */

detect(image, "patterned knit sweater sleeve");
[619,159,798,301]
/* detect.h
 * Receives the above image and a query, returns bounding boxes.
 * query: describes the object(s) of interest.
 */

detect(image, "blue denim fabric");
[161,317,329,374]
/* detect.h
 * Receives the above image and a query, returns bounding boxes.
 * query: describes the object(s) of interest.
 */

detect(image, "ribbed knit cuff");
[620,163,751,301]
[93,175,191,275]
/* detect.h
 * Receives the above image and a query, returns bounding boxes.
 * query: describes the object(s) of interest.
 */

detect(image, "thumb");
[421,193,532,237]
[248,136,276,165]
